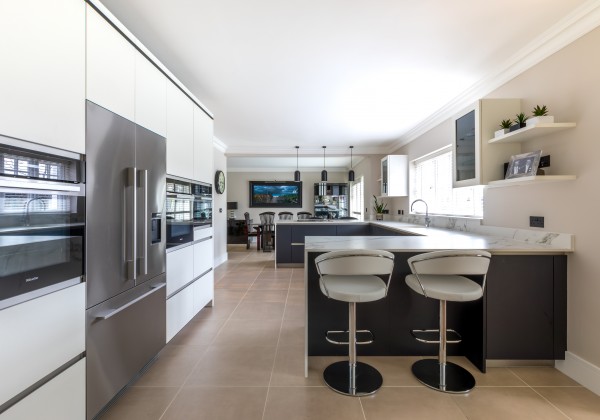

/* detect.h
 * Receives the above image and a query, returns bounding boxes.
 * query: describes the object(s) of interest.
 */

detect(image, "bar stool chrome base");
[323,361,383,396]
[411,359,475,394]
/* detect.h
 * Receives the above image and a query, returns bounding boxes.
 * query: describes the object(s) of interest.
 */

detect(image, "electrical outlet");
[530,216,544,228]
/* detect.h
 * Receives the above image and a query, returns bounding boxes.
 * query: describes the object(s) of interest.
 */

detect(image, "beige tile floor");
[100,245,600,420]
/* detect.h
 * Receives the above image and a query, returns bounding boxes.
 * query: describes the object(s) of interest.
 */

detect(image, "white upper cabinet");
[380,155,408,197]
[193,106,214,183]
[453,99,521,187]
[86,5,135,121]
[135,51,167,137]
[166,82,194,179]
[0,0,85,153]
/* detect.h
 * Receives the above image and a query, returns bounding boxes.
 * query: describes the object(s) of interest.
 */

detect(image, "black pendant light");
[348,146,355,182]
[321,146,328,182]
[294,146,301,181]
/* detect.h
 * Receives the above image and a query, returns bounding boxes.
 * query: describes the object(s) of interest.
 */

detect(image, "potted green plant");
[527,105,554,126]
[495,119,513,137]
[373,195,387,221]
[510,113,528,132]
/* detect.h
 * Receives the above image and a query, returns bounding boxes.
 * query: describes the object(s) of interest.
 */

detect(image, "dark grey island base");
[306,251,567,373]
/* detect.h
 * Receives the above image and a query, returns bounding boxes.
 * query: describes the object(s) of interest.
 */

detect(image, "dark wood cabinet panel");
[486,256,554,359]
[275,226,292,263]
[370,225,399,236]
[291,225,337,243]
[336,224,370,236]
[486,255,567,360]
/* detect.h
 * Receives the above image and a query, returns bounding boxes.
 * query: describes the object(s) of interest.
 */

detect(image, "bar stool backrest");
[316,249,394,276]
[407,250,491,290]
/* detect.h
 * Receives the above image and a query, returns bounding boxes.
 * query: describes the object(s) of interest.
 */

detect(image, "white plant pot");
[495,128,509,137]
[527,116,554,126]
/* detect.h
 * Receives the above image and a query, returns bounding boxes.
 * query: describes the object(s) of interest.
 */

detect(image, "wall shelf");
[486,175,576,188]
[488,122,576,144]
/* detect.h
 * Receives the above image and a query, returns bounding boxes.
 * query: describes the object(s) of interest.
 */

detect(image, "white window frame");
[349,176,364,221]
[410,145,483,218]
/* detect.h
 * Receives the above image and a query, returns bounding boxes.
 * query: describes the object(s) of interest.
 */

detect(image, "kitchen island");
[301,221,573,376]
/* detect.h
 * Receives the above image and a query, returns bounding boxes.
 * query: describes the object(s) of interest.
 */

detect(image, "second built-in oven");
[192,181,212,229]
[166,177,194,249]
[166,177,212,249]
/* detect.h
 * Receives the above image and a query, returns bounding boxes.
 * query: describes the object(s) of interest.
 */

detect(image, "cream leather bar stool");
[315,249,395,396]
[405,250,491,393]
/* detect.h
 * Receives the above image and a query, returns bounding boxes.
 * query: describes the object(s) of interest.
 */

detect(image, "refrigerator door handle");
[95,282,166,320]
[127,167,137,281]
[139,169,148,276]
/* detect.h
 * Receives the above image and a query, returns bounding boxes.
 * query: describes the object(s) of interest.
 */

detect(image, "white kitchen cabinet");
[193,270,214,313]
[86,4,135,121]
[0,283,85,407]
[453,99,521,187]
[0,0,85,153]
[380,155,408,197]
[135,51,167,137]
[166,82,194,179]
[166,283,195,342]
[193,106,214,183]
[166,245,194,297]
[193,239,213,280]
[0,359,85,420]
[193,228,214,279]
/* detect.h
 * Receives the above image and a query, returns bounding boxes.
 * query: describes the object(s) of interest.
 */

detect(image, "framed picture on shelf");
[505,150,542,179]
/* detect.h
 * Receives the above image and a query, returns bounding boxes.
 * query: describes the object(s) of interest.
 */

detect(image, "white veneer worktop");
[296,220,574,254]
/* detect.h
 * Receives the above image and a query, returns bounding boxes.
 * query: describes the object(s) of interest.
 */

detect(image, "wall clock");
[215,170,225,194]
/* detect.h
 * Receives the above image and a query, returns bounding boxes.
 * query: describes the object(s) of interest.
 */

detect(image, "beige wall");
[393,27,600,368]
[226,171,349,222]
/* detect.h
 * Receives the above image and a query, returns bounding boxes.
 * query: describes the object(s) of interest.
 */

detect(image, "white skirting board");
[214,253,228,268]
[556,351,600,396]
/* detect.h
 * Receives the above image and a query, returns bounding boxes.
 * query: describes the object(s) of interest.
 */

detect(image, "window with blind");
[411,146,483,218]
[350,176,364,220]
[0,156,72,214]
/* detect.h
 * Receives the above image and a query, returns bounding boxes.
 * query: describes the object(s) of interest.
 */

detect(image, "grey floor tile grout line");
[158,251,265,420]
[261,270,292,420]
[529,387,573,420]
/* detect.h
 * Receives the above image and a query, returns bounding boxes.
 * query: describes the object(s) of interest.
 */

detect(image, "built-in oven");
[166,177,194,249]
[0,137,85,309]
[192,181,212,229]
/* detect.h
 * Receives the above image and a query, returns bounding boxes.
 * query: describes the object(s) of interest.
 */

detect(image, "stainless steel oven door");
[0,142,85,309]
[0,185,84,309]
[166,193,194,248]
[193,196,212,228]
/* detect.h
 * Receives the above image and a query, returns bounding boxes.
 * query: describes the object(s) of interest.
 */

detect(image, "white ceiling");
[99,0,596,170]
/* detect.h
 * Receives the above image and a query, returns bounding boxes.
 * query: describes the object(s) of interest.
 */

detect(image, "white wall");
[213,146,228,266]
[391,27,600,378]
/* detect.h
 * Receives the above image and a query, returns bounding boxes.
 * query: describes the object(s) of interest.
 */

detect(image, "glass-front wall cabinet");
[455,110,476,183]
[452,99,521,187]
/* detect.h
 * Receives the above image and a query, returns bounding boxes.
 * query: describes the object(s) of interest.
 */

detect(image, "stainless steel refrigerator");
[85,101,167,419]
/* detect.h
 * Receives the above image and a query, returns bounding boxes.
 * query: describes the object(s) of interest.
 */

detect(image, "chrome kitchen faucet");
[410,199,431,228]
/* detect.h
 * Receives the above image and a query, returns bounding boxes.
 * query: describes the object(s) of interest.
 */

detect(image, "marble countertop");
[276,220,369,225]
[304,221,574,254]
